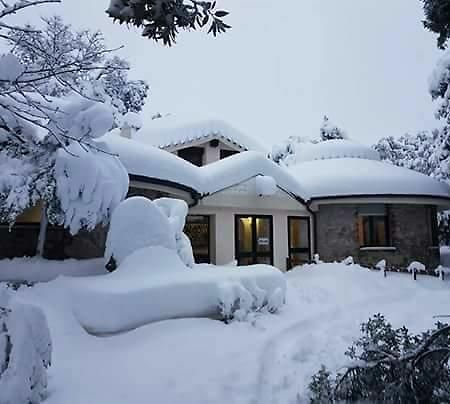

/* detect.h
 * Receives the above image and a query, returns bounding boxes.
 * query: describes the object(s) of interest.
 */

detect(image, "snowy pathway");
[12,263,450,404]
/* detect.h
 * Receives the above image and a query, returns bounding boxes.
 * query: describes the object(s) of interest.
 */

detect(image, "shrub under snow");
[105,196,195,270]
[308,314,450,403]
[0,288,52,404]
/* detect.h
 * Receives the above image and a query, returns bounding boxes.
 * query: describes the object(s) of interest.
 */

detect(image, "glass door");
[184,215,210,263]
[288,217,311,269]
[235,215,273,266]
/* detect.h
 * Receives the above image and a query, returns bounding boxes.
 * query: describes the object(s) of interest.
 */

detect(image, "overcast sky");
[12,0,445,146]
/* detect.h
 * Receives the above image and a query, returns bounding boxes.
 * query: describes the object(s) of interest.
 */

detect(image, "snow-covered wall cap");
[288,158,450,200]
[134,115,267,153]
[292,139,380,164]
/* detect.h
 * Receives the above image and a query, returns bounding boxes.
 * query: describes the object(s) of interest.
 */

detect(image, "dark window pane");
[238,217,253,253]
[238,257,254,266]
[256,256,272,265]
[289,252,310,268]
[184,215,210,263]
[220,149,239,159]
[359,214,389,247]
[256,218,271,253]
[178,147,204,167]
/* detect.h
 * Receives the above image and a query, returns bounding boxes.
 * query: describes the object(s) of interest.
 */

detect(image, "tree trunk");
[36,203,48,257]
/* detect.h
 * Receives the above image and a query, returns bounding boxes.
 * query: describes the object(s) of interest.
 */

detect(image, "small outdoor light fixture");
[209,139,220,148]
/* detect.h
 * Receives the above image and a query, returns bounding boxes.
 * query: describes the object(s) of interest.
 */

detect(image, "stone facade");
[315,204,440,271]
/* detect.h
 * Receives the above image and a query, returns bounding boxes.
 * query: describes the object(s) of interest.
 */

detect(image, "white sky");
[10,0,444,146]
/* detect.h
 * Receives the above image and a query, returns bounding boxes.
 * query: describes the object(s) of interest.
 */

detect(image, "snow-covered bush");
[0,291,52,404]
[407,261,427,279]
[341,256,354,266]
[218,282,284,322]
[104,196,197,270]
[308,314,450,403]
[320,115,347,141]
[153,198,195,267]
[105,197,176,270]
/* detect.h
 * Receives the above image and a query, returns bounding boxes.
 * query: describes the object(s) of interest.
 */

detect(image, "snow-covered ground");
[5,260,450,404]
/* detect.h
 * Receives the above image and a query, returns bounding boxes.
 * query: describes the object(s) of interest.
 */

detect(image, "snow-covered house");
[1,118,450,272]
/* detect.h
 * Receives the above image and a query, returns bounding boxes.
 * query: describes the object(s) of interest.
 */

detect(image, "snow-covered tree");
[0,2,130,255]
[422,0,450,49]
[107,0,230,45]
[9,16,149,125]
[374,130,450,243]
[320,115,347,141]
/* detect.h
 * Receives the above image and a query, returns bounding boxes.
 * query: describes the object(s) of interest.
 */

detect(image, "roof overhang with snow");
[133,118,267,153]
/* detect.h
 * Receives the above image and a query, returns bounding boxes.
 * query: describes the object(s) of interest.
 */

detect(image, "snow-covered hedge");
[0,289,52,404]
[71,245,286,334]
[105,196,194,269]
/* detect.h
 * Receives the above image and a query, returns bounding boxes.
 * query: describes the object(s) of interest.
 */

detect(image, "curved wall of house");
[315,203,440,271]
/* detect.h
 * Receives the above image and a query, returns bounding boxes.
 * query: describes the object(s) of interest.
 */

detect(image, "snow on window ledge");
[359,246,397,252]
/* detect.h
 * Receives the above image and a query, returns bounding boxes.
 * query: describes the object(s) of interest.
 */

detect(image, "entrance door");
[287,216,311,269]
[184,215,210,263]
[235,215,273,266]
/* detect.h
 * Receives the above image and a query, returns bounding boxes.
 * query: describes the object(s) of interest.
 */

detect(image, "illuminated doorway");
[235,215,273,266]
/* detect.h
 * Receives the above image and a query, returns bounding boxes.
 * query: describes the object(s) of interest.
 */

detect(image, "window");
[235,215,273,266]
[220,149,239,160]
[177,147,204,167]
[288,217,311,269]
[184,215,210,263]
[430,206,439,247]
[357,205,390,247]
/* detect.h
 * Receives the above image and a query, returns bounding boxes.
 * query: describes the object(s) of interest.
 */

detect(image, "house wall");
[189,205,312,271]
[315,204,440,271]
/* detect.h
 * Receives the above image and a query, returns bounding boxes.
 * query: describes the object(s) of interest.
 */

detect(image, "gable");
[198,176,308,212]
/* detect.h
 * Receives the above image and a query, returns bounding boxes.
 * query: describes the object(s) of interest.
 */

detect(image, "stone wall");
[315,204,440,271]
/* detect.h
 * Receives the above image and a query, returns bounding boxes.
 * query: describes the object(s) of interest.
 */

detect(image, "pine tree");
[320,115,347,141]
[422,0,450,49]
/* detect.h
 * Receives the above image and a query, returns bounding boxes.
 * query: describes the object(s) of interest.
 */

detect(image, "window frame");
[235,215,274,266]
[358,208,391,248]
[287,216,311,269]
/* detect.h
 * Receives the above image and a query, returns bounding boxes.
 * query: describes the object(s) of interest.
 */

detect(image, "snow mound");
[255,175,277,196]
[105,197,176,268]
[407,261,426,273]
[0,296,52,404]
[68,246,286,334]
[154,198,194,267]
[291,139,380,164]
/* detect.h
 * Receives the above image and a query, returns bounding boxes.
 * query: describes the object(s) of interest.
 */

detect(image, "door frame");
[287,216,312,269]
[234,215,274,266]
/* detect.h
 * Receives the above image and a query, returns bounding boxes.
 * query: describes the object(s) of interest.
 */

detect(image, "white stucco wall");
[189,177,313,271]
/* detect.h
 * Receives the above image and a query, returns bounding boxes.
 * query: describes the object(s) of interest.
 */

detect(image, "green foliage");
[309,314,450,403]
[106,0,230,46]
[422,0,450,49]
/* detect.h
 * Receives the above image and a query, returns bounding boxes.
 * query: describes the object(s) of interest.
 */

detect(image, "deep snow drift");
[7,261,450,404]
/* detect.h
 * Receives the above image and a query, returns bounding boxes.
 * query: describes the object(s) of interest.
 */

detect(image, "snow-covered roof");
[103,133,308,201]
[288,158,450,200]
[134,116,267,152]
[289,139,380,163]
[104,133,450,205]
